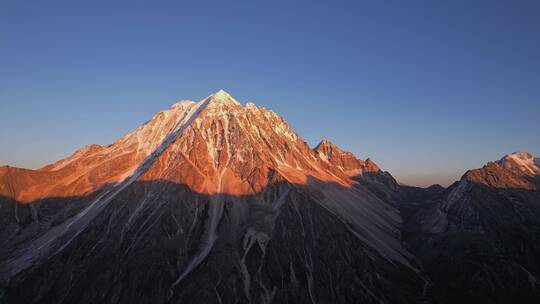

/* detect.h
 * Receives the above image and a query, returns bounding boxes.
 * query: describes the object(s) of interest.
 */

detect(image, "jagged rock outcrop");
[313,139,404,204]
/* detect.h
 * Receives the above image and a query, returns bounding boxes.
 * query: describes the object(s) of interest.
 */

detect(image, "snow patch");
[273,122,297,141]
[499,152,540,175]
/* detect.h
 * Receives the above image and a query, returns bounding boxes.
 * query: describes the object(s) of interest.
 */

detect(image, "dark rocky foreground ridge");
[0,179,424,304]
[0,91,539,303]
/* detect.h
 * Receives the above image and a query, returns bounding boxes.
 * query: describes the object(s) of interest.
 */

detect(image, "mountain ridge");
[2,90,539,303]
[0,90,426,304]
[402,151,540,303]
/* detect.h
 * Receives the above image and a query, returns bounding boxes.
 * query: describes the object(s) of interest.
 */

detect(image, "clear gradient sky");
[1,0,539,187]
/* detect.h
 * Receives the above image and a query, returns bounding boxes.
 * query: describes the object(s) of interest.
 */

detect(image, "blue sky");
[1,0,539,186]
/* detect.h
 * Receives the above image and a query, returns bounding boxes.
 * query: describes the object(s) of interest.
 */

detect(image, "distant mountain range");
[0,90,538,303]
[402,151,540,303]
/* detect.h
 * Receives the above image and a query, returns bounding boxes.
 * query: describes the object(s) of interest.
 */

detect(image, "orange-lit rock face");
[460,152,540,191]
[138,91,353,195]
[0,101,200,203]
[314,138,381,177]
[1,90,372,202]
[465,162,539,190]
[314,139,365,173]
[363,158,381,173]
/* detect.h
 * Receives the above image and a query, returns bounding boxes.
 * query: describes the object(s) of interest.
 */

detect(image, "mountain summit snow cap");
[204,89,241,107]
[498,151,540,175]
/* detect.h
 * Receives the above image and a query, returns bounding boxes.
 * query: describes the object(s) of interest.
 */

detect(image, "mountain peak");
[504,151,534,160]
[498,151,540,175]
[314,138,335,150]
[204,89,241,107]
[364,158,381,172]
[314,139,343,159]
[313,139,370,175]
[213,89,232,98]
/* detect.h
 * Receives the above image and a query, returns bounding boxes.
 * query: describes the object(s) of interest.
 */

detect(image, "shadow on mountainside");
[401,180,540,304]
[0,178,426,304]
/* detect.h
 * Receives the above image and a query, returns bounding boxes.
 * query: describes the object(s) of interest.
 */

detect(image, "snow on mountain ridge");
[498,151,540,175]
[203,89,242,107]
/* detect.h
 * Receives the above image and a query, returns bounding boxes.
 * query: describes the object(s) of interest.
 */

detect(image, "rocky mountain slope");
[402,152,540,303]
[3,90,539,303]
[313,139,404,204]
[0,90,426,304]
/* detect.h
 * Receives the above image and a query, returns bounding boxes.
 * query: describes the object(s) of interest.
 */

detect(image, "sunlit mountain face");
[0,91,425,304]
[1,91,539,304]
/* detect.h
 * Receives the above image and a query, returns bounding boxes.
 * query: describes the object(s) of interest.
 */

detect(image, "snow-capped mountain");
[0,90,425,304]
[497,151,540,177]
